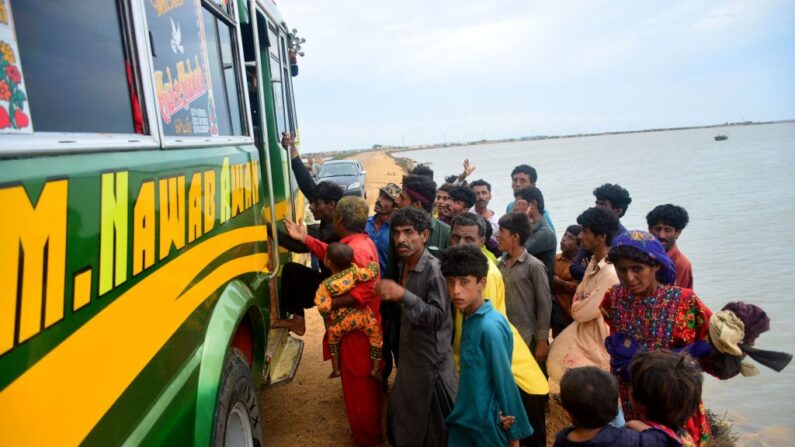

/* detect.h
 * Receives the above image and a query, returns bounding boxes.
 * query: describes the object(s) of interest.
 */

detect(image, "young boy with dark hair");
[316,242,382,380]
[496,213,552,366]
[626,350,704,446]
[555,366,672,447]
[442,245,532,447]
[447,185,476,218]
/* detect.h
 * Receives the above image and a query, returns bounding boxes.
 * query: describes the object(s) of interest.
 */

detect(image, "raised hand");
[463,158,476,178]
[283,218,307,243]
[281,132,300,158]
[280,132,295,150]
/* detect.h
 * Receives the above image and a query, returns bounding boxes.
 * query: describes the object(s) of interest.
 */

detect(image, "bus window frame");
[249,3,282,284]
[151,0,254,150]
[280,32,297,135]
[0,0,161,157]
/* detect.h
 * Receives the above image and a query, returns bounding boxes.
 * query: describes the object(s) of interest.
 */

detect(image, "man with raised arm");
[272,134,344,335]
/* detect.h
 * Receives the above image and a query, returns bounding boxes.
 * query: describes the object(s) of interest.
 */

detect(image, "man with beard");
[366,183,401,273]
[381,175,451,385]
[377,207,458,447]
[646,204,693,289]
[470,179,498,233]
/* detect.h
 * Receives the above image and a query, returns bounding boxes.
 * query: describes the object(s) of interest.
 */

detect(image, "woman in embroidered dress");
[600,230,713,446]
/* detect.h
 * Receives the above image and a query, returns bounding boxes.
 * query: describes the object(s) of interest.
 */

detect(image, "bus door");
[236,3,305,384]
[239,3,280,311]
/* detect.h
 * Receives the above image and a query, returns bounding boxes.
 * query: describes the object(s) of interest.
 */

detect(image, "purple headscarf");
[610,230,677,285]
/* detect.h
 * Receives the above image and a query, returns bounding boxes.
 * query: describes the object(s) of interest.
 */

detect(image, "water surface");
[403,123,795,446]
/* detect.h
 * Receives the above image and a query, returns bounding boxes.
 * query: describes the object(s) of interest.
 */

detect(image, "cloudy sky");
[277,0,795,152]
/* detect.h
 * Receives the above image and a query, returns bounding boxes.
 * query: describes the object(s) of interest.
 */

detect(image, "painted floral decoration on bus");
[0,40,28,130]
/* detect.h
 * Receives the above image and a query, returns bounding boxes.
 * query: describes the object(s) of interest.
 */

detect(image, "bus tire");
[212,348,263,447]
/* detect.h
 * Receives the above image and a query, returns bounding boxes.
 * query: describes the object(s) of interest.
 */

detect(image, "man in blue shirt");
[366,182,401,387]
[442,244,532,447]
[365,182,400,272]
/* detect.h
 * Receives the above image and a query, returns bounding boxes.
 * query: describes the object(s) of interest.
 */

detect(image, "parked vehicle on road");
[317,160,368,198]
[0,0,306,445]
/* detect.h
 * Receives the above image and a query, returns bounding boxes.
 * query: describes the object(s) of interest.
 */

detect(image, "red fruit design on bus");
[0,40,29,130]
[0,105,9,129]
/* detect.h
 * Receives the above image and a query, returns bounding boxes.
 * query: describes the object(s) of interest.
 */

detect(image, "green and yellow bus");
[0,0,306,444]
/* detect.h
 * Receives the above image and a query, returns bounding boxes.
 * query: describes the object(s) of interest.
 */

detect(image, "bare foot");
[369,371,383,383]
[271,316,306,336]
[328,370,341,378]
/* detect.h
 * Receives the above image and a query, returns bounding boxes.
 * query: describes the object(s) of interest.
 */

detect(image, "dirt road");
[259,307,360,446]
[354,151,405,211]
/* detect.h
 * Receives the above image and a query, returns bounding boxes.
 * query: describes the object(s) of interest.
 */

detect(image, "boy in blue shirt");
[441,245,532,447]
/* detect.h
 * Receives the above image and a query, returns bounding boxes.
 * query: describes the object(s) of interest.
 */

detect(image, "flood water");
[402,122,795,446]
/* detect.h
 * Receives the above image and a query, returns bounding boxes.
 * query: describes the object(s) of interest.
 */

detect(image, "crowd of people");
[271,134,789,447]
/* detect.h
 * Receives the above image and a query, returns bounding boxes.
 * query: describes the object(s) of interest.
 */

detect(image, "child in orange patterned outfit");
[317,243,382,380]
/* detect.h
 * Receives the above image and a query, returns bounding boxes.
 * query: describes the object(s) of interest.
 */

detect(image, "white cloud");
[276,0,795,152]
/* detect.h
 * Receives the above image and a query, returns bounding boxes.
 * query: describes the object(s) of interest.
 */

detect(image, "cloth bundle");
[707,301,792,379]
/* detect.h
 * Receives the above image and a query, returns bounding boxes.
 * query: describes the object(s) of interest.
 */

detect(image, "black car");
[316,160,367,198]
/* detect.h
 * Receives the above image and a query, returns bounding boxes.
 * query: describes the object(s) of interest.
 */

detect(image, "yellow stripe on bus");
[261,196,301,223]
[0,226,268,446]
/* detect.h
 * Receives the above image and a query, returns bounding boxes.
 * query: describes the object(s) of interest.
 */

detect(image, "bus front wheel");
[212,349,263,447]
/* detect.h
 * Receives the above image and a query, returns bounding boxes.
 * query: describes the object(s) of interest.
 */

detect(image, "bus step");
[265,329,304,386]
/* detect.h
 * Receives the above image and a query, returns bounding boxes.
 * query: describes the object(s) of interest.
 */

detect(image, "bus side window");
[267,24,288,138]
[12,1,142,134]
[202,8,245,136]
[144,0,245,138]
[279,34,297,135]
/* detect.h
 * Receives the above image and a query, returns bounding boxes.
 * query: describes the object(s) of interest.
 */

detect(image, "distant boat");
[714,133,728,141]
